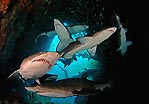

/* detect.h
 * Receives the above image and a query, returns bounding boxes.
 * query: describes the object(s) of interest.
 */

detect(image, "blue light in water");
[50,96,77,104]
[63,22,69,26]
[71,31,88,41]
[48,35,60,51]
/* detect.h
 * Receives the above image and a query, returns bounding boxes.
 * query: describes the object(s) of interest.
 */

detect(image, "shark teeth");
[32,59,52,68]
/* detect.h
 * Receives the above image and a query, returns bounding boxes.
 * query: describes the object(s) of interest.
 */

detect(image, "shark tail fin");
[54,19,73,52]
[7,69,20,79]
[94,78,114,91]
[56,38,73,52]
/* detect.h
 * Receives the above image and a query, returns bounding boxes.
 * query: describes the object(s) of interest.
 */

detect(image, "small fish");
[25,78,113,98]
[8,52,60,84]
[115,15,133,55]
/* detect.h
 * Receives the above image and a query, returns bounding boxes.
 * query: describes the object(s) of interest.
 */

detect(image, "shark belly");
[37,89,74,97]
[63,41,96,59]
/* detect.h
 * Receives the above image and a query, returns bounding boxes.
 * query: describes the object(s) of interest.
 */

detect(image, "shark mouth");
[32,59,52,68]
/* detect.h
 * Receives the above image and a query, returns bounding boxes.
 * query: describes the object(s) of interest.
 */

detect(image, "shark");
[35,23,89,43]
[8,52,60,84]
[54,19,117,59]
[25,78,113,98]
[8,19,117,84]
[116,15,133,55]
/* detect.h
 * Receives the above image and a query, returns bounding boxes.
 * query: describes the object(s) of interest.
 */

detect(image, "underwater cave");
[0,0,136,104]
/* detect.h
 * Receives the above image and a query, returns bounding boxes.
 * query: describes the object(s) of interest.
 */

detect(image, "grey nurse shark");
[54,19,117,59]
[8,19,117,85]
[7,52,60,84]
[25,78,113,98]
[115,15,133,55]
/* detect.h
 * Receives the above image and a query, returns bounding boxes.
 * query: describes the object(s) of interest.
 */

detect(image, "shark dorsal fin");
[87,46,97,57]
[78,37,92,44]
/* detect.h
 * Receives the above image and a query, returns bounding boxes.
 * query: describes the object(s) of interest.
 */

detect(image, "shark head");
[8,52,60,84]
[94,27,117,39]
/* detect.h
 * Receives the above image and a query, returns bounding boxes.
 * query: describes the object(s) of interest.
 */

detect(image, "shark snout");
[107,27,117,33]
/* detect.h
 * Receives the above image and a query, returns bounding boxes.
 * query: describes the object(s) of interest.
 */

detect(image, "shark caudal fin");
[54,19,73,52]
[7,70,20,79]
[94,78,114,91]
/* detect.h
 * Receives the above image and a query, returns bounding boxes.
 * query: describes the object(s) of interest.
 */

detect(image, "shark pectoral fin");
[35,79,41,85]
[77,37,92,44]
[123,27,128,33]
[7,69,20,79]
[127,40,133,46]
[121,28,127,36]
[64,54,74,59]
[87,46,97,57]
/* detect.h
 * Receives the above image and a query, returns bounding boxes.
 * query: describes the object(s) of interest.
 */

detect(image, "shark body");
[116,15,133,55]
[25,78,112,98]
[54,19,117,59]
